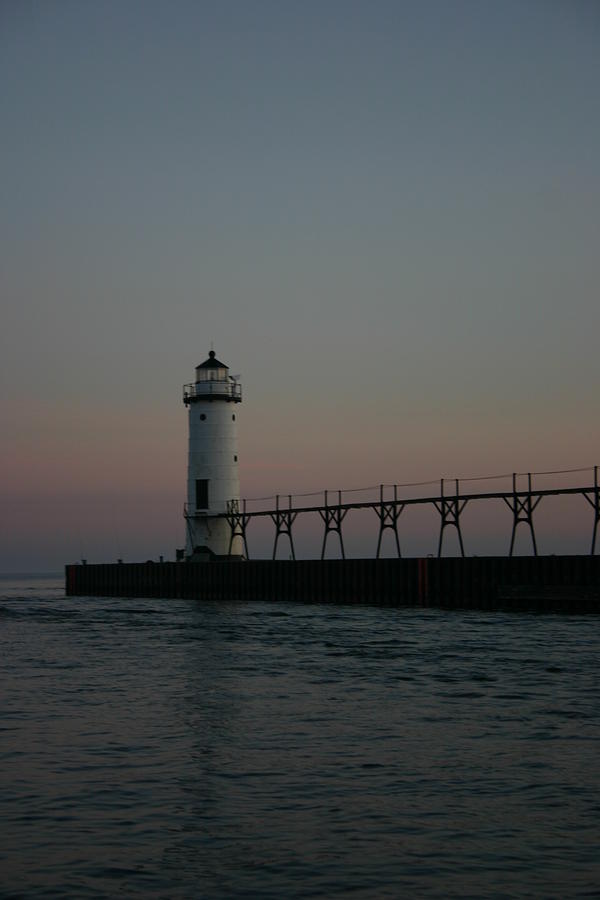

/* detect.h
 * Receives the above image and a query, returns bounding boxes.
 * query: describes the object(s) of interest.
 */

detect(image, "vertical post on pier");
[434,478,467,557]
[583,465,599,555]
[374,484,403,558]
[504,472,541,557]
[271,494,297,560]
[319,489,347,559]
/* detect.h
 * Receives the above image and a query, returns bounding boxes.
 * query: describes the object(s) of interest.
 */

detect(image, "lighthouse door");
[195,479,209,510]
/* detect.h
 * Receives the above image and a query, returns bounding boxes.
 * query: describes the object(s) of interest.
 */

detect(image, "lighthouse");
[183,350,243,559]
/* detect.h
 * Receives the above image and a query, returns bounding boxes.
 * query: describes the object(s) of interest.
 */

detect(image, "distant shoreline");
[0,572,63,579]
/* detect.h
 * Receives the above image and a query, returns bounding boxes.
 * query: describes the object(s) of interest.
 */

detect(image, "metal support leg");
[582,465,600,555]
[434,479,468,557]
[374,485,404,558]
[319,490,348,559]
[270,495,297,560]
[226,499,250,559]
[503,473,542,556]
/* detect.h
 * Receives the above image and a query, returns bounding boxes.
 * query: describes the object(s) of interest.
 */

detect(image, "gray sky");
[2,0,599,568]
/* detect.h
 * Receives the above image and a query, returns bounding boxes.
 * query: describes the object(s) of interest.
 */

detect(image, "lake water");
[1,573,599,897]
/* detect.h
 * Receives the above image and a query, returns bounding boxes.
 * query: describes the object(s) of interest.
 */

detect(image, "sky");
[1,0,599,569]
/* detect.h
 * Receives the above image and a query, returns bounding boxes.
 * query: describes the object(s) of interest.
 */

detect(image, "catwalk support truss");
[214,467,600,560]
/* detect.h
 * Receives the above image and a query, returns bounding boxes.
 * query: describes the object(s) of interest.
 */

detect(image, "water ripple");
[0,575,599,897]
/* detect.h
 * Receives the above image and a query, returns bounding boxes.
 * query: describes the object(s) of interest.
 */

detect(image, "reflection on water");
[1,574,599,897]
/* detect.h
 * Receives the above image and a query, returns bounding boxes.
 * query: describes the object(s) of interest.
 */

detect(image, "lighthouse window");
[195,479,209,510]
[200,414,206,421]
[232,414,236,421]
[234,455,238,461]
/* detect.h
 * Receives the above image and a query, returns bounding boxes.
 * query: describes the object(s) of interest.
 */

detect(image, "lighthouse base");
[187,545,244,563]
[185,514,243,559]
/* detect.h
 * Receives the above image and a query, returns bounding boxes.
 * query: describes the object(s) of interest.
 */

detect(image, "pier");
[65,352,600,610]
[66,555,600,612]
[67,466,600,610]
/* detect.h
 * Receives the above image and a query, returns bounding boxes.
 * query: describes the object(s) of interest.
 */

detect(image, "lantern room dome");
[196,350,228,371]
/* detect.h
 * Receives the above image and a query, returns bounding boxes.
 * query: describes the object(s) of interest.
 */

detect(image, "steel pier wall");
[65,556,600,612]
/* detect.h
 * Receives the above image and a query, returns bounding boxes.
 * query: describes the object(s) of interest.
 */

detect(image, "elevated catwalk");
[66,555,600,613]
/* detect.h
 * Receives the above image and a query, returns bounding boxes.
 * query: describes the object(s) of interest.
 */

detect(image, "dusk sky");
[2,0,599,569]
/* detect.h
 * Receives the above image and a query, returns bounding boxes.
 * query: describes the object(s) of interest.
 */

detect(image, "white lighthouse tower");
[183,350,243,559]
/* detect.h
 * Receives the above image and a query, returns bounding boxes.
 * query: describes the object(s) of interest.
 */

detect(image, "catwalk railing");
[203,466,600,560]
